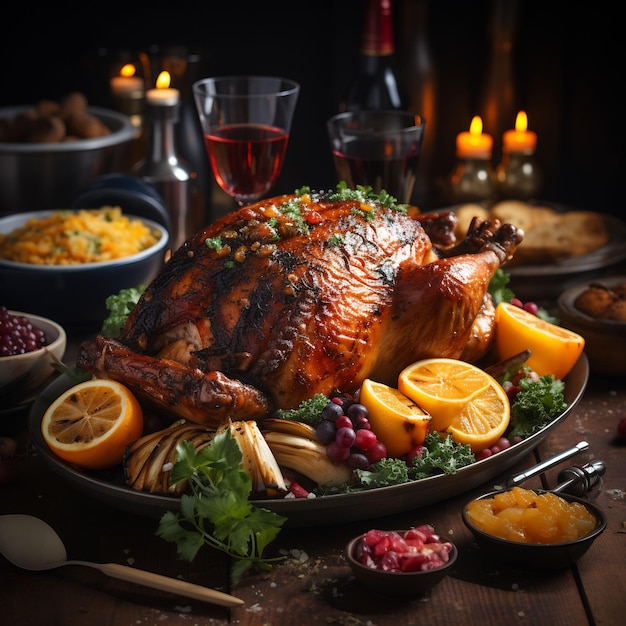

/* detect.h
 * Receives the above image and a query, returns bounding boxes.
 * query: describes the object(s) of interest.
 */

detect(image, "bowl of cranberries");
[0,307,66,396]
[345,525,458,596]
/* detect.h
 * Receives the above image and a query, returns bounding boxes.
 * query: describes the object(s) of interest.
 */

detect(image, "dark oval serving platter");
[28,355,589,527]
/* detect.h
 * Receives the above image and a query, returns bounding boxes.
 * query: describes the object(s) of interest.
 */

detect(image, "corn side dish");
[0,207,161,265]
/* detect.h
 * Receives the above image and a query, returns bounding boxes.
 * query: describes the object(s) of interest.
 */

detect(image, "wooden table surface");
[1,334,624,626]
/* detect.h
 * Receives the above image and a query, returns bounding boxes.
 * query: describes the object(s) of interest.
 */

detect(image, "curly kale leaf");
[507,375,567,439]
[100,285,146,338]
[343,433,475,491]
[274,393,328,426]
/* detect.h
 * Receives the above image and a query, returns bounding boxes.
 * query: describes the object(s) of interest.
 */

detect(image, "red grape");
[354,428,377,450]
[326,441,351,462]
[365,440,387,464]
[335,426,356,448]
[523,301,539,316]
[335,415,353,430]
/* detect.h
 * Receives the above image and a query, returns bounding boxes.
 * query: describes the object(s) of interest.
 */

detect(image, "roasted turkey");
[77,187,523,428]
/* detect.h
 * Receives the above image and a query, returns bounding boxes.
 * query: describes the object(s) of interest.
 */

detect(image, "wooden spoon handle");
[71,561,243,607]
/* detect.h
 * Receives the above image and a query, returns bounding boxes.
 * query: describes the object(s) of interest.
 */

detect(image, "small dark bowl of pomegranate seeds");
[0,307,66,395]
[345,525,458,596]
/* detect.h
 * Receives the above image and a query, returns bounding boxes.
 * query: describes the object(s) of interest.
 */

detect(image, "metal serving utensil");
[506,441,590,488]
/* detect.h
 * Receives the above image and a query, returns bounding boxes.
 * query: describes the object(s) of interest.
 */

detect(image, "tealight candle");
[456,116,493,159]
[146,71,180,107]
[502,111,537,154]
[110,64,144,98]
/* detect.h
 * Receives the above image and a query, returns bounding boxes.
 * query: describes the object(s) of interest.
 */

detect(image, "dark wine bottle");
[340,0,409,112]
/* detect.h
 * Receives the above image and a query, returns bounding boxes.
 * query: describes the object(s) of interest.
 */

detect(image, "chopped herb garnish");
[205,236,223,251]
[329,181,404,210]
[328,233,346,246]
[277,198,309,235]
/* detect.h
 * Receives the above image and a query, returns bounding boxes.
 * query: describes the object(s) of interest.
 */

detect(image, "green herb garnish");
[328,181,407,211]
[507,375,567,439]
[205,236,224,251]
[340,433,475,492]
[100,285,146,338]
[488,268,516,306]
[275,393,328,426]
[157,428,287,586]
[327,233,346,247]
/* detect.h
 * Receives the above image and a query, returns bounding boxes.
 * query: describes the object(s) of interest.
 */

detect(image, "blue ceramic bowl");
[71,174,171,234]
[0,211,168,331]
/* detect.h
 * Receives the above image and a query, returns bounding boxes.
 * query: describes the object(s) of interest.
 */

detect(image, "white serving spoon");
[0,514,243,608]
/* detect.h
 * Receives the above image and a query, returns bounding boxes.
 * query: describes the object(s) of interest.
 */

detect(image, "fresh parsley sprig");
[156,428,287,586]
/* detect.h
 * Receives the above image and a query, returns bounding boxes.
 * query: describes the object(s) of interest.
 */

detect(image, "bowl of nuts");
[0,92,135,215]
[557,275,626,377]
[345,525,457,596]
[0,308,67,399]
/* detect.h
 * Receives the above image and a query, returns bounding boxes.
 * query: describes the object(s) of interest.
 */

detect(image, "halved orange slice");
[495,302,585,379]
[398,358,492,432]
[358,378,431,458]
[41,379,143,469]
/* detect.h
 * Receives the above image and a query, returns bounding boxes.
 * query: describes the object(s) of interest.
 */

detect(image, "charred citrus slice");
[444,376,510,452]
[495,302,585,379]
[41,379,143,469]
[358,378,431,458]
[398,358,492,432]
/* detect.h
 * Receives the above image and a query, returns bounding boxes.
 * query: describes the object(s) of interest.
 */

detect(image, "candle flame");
[469,116,483,136]
[515,111,529,132]
[155,71,171,89]
[119,64,136,78]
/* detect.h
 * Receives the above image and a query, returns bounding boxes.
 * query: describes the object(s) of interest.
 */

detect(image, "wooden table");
[1,334,624,626]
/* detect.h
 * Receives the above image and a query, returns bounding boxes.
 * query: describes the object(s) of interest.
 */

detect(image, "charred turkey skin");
[77,188,523,427]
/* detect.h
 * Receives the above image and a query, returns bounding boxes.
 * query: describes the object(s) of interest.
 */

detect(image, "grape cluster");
[474,436,517,461]
[316,397,387,469]
[0,306,47,357]
[511,297,539,316]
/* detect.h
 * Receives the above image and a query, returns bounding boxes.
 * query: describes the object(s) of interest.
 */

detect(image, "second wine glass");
[192,75,300,207]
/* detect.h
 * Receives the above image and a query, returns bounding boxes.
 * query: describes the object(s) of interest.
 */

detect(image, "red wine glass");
[327,110,426,204]
[193,76,300,207]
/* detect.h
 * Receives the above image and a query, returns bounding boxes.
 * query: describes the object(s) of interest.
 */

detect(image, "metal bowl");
[0,106,135,214]
[462,489,607,570]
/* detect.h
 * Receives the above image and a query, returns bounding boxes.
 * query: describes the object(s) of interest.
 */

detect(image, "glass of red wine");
[192,75,300,207]
[327,110,426,204]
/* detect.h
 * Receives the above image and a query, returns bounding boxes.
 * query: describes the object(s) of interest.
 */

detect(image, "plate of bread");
[449,200,626,300]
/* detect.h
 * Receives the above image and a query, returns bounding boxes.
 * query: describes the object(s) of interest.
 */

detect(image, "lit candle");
[146,71,180,106]
[456,116,493,159]
[502,111,537,154]
[110,64,144,98]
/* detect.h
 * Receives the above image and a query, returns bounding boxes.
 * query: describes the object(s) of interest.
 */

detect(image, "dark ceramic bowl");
[0,211,168,331]
[557,275,626,378]
[71,174,171,234]
[345,531,457,596]
[462,489,607,570]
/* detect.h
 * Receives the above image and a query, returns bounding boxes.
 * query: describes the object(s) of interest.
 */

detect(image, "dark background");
[1,0,623,218]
